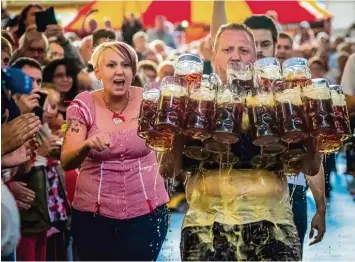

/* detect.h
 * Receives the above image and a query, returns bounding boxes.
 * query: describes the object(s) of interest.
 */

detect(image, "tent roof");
[65,0,332,32]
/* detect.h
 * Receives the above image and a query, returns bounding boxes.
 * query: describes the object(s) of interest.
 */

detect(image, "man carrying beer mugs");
[178,2,325,261]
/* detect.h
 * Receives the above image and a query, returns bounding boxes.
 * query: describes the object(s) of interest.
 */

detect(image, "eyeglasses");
[53,73,73,80]
[27,47,46,54]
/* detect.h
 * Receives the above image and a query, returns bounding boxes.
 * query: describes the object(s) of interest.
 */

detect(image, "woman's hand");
[84,133,111,152]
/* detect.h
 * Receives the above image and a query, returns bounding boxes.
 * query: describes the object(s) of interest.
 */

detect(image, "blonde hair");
[91,41,138,75]
[1,36,12,56]
[213,23,255,53]
[19,31,48,51]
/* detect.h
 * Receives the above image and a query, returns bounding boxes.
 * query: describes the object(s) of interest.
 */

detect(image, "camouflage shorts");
[181,220,301,261]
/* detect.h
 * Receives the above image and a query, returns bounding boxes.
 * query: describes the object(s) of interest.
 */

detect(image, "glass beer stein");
[316,84,352,153]
[254,57,283,93]
[212,85,245,144]
[137,82,174,152]
[302,78,335,140]
[283,57,312,93]
[154,76,187,134]
[246,88,280,147]
[227,61,254,94]
[175,53,204,87]
[275,89,308,144]
[183,138,211,161]
[183,75,217,141]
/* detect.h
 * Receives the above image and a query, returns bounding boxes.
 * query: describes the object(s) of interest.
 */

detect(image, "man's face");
[252,29,275,59]
[23,39,46,65]
[212,29,256,84]
[21,65,42,92]
[276,37,293,65]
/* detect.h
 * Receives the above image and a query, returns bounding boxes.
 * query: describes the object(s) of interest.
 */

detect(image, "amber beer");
[246,93,280,146]
[175,72,203,87]
[212,89,244,144]
[302,79,335,139]
[155,77,187,134]
[254,58,282,92]
[138,99,159,139]
[282,57,311,93]
[146,132,175,152]
[330,85,351,141]
[137,83,174,152]
[227,64,254,94]
[275,90,308,143]
[183,90,215,140]
[175,53,204,88]
[316,85,352,153]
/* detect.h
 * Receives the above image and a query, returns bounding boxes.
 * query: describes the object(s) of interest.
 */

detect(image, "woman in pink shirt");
[61,41,177,261]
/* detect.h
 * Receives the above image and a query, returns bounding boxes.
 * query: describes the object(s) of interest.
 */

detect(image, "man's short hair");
[279,32,293,45]
[10,57,42,73]
[92,29,116,47]
[213,23,255,52]
[244,15,278,45]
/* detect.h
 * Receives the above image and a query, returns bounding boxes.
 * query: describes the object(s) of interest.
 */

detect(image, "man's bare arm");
[211,0,227,45]
[306,164,326,214]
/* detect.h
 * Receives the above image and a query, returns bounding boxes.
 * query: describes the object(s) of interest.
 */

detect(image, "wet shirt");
[66,91,169,220]
[182,134,295,229]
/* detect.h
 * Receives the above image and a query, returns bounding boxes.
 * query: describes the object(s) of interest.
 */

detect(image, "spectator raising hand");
[1,112,40,156]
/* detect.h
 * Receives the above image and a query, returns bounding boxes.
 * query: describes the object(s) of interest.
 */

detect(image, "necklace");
[102,92,130,124]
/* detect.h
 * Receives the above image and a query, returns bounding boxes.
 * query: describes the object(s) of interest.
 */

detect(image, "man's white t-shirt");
[287,172,307,187]
[341,53,355,96]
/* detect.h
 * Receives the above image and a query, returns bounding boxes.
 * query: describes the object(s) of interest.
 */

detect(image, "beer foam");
[259,66,281,79]
[175,61,204,75]
[217,89,233,104]
[246,93,274,107]
[330,90,346,106]
[190,89,215,101]
[284,71,311,80]
[143,90,160,101]
[303,88,331,100]
[162,84,187,97]
[227,69,253,81]
[275,89,302,105]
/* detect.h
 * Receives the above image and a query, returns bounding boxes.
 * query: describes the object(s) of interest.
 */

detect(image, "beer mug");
[137,82,174,152]
[183,75,217,141]
[316,84,351,153]
[283,57,312,93]
[227,61,254,94]
[247,63,280,147]
[154,76,187,134]
[138,82,161,139]
[254,57,283,93]
[212,85,245,144]
[175,53,204,87]
[184,138,211,160]
[302,78,335,140]
[275,89,308,144]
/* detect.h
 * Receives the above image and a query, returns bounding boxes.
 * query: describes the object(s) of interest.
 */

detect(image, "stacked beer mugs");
[136,54,352,175]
